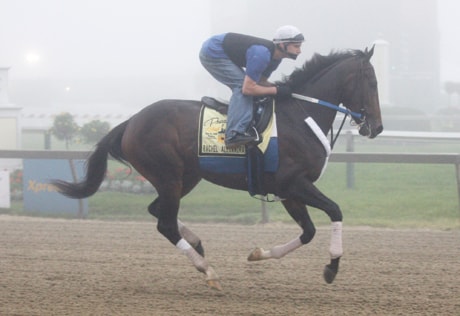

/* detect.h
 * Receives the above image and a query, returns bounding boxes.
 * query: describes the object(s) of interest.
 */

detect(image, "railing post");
[69,159,85,219]
[261,200,269,224]
[44,131,51,150]
[346,131,355,189]
[455,157,460,214]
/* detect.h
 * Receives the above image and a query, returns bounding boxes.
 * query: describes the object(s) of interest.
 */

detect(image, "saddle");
[201,96,274,138]
[201,96,274,197]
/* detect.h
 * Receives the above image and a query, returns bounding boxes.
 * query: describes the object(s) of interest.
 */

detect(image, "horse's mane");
[282,49,365,89]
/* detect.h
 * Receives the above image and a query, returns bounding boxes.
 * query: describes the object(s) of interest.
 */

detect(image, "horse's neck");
[285,58,355,136]
[300,86,340,136]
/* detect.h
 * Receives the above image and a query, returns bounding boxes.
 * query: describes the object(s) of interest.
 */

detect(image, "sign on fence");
[23,159,88,217]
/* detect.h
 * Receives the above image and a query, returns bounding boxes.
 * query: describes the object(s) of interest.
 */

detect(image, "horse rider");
[199,25,305,148]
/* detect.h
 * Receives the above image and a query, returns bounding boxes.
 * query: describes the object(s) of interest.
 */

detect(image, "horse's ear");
[365,44,375,60]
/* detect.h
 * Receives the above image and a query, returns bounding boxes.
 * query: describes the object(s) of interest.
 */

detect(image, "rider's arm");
[242,75,277,96]
[243,46,280,96]
[259,76,275,87]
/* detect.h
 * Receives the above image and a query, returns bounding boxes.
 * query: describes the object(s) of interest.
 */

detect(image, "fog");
[0,0,459,110]
[1,0,213,107]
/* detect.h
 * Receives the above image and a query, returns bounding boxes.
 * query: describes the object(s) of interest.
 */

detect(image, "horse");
[52,47,383,290]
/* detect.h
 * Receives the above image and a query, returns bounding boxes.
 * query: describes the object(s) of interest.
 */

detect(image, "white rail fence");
[1,147,459,212]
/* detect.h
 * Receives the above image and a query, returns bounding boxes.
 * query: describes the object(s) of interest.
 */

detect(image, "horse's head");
[341,46,383,138]
[283,48,383,138]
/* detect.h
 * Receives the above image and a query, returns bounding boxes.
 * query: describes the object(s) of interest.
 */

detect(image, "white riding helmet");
[273,25,305,43]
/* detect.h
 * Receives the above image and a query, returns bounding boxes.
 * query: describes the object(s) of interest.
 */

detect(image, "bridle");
[291,57,371,148]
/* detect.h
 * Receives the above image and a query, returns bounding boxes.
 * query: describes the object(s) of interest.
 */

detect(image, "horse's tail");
[52,120,130,199]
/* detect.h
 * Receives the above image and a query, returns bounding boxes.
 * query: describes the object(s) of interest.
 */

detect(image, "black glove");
[275,84,292,99]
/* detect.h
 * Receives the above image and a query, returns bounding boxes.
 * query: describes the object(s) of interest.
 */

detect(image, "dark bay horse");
[53,47,383,290]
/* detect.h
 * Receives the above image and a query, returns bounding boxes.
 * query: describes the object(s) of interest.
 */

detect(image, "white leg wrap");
[329,221,343,259]
[176,238,208,273]
[178,220,201,246]
[269,237,303,259]
[176,238,192,252]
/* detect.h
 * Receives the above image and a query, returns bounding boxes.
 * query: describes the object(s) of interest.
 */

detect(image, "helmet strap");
[277,43,298,60]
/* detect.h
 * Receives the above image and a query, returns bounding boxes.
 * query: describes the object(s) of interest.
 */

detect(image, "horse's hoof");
[247,247,264,261]
[323,264,337,284]
[205,267,222,290]
[206,278,223,291]
[323,257,340,284]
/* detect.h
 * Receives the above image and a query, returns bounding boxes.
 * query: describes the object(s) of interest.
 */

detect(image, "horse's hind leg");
[178,220,205,256]
[148,175,205,257]
[148,199,205,256]
[149,179,221,290]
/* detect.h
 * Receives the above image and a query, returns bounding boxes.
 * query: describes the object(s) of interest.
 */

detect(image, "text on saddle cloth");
[198,98,276,157]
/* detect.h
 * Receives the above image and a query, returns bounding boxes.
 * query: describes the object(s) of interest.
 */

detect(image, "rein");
[291,93,363,120]
[291,93,363,148]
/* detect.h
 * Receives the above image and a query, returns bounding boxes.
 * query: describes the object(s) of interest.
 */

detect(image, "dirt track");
[0,215,459,315]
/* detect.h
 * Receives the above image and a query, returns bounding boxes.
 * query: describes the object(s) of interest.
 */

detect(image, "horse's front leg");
[323,222,342,283]
[249,179,343,284]
[294,180,343,284]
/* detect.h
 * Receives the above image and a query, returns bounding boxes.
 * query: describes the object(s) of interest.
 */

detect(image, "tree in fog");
[50,112,79,149]
[80,120,111,145]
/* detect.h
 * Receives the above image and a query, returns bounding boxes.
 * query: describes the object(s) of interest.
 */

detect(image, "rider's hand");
[275,84,292,100]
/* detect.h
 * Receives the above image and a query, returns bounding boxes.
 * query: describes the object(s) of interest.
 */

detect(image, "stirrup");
[250,126,261,143]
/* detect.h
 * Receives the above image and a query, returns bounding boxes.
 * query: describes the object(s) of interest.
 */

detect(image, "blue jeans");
[199,50,253,139]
